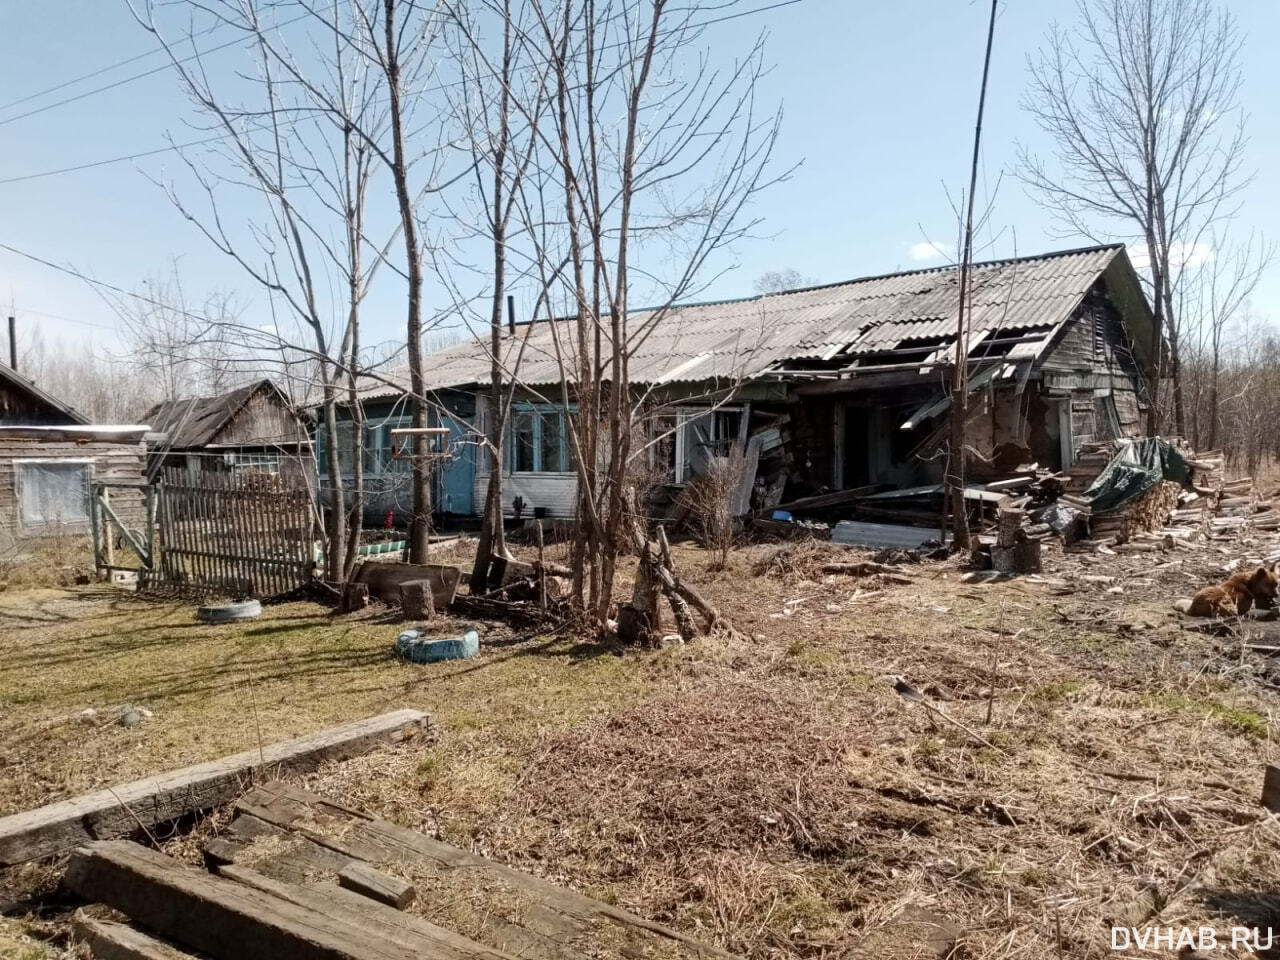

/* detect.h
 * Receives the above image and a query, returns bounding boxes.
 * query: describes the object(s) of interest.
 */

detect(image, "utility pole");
[946,0,999,552]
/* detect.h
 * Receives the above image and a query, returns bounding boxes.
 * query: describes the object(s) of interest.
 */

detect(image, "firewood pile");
[1061,446,1273,552]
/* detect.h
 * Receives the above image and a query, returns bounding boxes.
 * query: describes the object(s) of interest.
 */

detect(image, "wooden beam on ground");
[0,710,428,866]
[233,781,739,960]
[72,911,199,960]
[65,840,509,960]
[219,864,497,959]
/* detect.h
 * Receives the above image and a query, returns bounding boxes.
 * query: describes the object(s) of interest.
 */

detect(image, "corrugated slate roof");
[361,244,1131,400]
[145,380,298,449]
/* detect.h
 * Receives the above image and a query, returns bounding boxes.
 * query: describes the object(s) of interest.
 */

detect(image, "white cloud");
[907,240,953,263]
[1127,242,1215,273]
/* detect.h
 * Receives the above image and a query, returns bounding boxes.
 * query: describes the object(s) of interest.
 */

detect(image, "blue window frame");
[505,405,570,473]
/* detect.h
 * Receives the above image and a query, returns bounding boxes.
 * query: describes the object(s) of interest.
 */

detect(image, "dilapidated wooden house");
[0,364,149,538]
[145,380,314,483]
[334,244,1154,520]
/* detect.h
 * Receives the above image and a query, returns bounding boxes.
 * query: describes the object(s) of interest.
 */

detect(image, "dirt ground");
[4,535,1280,959]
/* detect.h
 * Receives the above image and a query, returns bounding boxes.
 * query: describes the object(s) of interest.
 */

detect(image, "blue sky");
[1,0,1276,358]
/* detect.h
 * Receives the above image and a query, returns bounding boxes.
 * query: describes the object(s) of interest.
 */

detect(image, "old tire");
[196,600,262,624]
[396,626,480,663]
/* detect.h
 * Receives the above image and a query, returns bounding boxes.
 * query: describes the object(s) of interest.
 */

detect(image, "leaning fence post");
[89,483,103,579]
[101,486,115,571]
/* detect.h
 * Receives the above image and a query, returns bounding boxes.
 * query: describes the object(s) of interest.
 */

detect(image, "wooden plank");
[235,781,739,960]
[219,864,504,959]
[0,710,428,866]
[338,861,416,909]
[65,840,501,960]
[72,911,199,960]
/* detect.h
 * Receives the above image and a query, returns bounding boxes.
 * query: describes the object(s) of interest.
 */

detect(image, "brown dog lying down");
[1173,565,1279,617]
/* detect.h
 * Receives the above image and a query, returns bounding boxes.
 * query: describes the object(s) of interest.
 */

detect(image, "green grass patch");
[1029,680,1085,704]
[1143,691,1269,739]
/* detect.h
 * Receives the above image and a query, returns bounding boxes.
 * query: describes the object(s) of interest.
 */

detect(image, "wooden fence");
[148,468,317,598]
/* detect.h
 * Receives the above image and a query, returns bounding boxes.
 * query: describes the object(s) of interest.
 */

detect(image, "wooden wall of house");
[0,381,78,426]
[0,438,146,538]
[1039,280,1146,447]
[219,391,308,446]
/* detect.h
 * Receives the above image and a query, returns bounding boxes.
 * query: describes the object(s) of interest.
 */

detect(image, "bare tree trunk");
[379,0,432,563]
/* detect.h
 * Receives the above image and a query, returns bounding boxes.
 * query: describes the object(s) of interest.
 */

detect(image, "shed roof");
[144,380,302,450]
[358,243,1151,401]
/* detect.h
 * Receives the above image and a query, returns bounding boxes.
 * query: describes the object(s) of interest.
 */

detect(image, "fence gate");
[148,468,318,598]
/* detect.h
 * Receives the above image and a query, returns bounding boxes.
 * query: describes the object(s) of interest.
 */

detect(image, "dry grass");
[4,539,1280,958]
[0,534,94,593]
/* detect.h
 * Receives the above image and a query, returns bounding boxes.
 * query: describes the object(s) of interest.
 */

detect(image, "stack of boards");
[66,780,734,960]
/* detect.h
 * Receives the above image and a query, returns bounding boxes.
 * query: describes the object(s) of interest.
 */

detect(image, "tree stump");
[339,582,370,613]
[399,580,435,621]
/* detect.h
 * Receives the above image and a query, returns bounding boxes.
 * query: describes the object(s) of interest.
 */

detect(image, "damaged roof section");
[762,244,1140,377]
[359,243,1152,400]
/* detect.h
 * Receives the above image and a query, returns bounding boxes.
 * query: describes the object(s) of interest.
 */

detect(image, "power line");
[0,240,218,327]
[0,0,803,167]
[0,135,227,186]
[0,20,226,113]
[0,10,311,130]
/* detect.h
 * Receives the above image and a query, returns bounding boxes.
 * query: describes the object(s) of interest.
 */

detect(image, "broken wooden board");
[227,780,738,960]
[338,861,415,909]
[73,911,199,960]
[66,840,511,960]
[0,709,428,866]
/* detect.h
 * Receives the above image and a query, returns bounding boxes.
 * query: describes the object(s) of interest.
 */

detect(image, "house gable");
[0,364,88,426]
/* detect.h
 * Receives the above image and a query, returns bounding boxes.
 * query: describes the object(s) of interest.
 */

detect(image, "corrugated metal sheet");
[831,521,950,549]
[471,471,577,519]
[359,244,1125,400]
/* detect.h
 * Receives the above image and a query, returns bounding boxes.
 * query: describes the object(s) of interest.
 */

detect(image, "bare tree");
[1020,0,1249,436]
[509,0,782,634]
[103,266,246,401]
[438,0,552,593]
[131,0,390,583]
[1182,234,1271,449]
[752,268,815,295]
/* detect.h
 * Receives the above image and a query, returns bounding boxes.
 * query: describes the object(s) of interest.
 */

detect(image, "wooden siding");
[215,391,307,448]
[0,438,146,538]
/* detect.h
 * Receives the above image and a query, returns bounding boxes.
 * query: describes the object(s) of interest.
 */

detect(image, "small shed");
[0,364,149,539]
[144,380,313,482]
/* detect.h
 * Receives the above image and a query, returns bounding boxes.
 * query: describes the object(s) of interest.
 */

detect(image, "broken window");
[18,460,92,530]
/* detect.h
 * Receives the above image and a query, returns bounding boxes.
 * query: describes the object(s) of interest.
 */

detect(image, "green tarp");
[1080,437,1190,514]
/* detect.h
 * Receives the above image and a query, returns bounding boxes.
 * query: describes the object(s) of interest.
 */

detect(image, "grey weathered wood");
[236,781,738,960]
[0,709,428,866]
[65,840,499,960]
[338,861,416,909]
[219,864,508,960]
[355,562,461,607]
[73,911,199,960]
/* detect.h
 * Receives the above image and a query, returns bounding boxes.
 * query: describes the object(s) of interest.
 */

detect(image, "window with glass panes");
[505,406,570,473]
